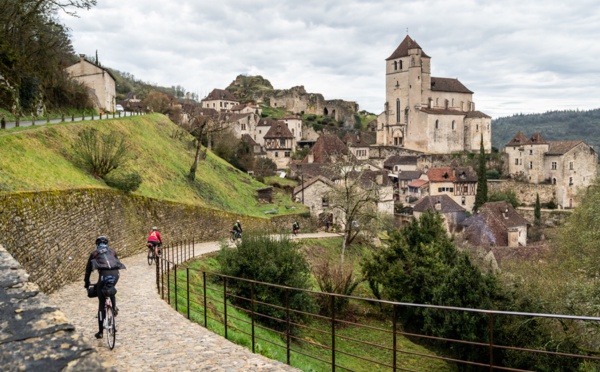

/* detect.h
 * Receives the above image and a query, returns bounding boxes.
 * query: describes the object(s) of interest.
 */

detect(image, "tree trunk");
[188,139,202,181]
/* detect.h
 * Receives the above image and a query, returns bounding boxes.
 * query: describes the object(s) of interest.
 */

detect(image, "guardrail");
[156,240,600,371]
[0,110,145,130]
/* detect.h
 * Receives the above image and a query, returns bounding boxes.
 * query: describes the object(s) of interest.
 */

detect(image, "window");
[529,161,533,169]
[399,60,403,69]
[396,99,400,123]
[435,120,439,129]
[436,98,439,107]
[394,61,397,70]
[322,198,329,207]
[275,152,279,157]
[515,159,519,165]
[241,123,246,131]
[476,125,479,132]
[552,178,557,185]
[569,177,573,186]
[461,196,466,205]
[284,151,291,157]
[529,150,533,155]
[551,161,557,170]
[279,139,286,146]
[463,185,469,193]
[452,120,455,130]
[570,162,574,170]
[220,102,223,107]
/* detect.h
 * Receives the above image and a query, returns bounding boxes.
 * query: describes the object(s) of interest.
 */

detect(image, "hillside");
[0,114,303,216]
[492,108,600,152]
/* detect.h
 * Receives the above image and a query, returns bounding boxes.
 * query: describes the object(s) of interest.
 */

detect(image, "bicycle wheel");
[147,248,153,265]
[105,306,116,350]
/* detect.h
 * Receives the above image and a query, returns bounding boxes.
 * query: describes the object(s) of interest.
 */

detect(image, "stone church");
[376,36,492,154]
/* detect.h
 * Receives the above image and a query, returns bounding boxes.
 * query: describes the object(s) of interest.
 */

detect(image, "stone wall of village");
[0,189,315,294]
[488,179,556,206]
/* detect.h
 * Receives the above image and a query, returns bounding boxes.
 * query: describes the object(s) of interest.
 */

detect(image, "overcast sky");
[61,0,600,119]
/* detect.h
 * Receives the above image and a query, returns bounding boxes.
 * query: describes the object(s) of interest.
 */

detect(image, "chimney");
[307,154,314,164]
[79,54,85,63]
[435,201,442,211]
[376,174,383,185]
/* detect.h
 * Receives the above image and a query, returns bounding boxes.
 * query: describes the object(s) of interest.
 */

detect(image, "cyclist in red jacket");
[147,227,163,257]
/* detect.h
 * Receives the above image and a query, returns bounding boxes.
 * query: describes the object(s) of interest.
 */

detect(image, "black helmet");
[95,236,109,246]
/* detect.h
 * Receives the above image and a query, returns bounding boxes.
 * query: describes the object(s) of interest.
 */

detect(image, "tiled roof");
[349,169,392,188]
[241,134,259,146]
[463,201,529,247]
[413,195,466,213]
[465,110,491,119]
[419,108,467,116]
[397,170,422,180]
[264,121,295,139]
[231,104,246,111]
[529,132,546,144]
[258,118,277,127]
[292,163,333,180]
[203,88,238,102]
[386,35,430,60]
[430,77,473,94]
[427,166,477,183]
[303,134,351,164]
[343,132,377,147]
[408,179,429,188]
[505,131,530,146]
[546,141,583,155]
[426,167,455,182]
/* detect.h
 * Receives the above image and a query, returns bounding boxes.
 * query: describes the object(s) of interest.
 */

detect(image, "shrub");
[486,169,501,179]
[216,232,316,332]
[72,128,129,178]
[254,157,276,177]
[488,190,519,208]
[312,259,362,316]
[103,171,142,193]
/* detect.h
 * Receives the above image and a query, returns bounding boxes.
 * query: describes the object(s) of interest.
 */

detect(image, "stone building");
[65,55,116,112]
[281,115,303,145]
[201,89,239,111]
[263,121,295,170]
[427,166,478,211]
[504,131,598,208]
[413,195,467,234]
[463,201,529,247]
[293,176,335,221]
[375,35,492,154]
[343,132,376,161]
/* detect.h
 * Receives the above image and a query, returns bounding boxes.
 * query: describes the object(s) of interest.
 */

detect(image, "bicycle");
[230,230,242,242]
[147,242,161,265]
[103,296,117,350]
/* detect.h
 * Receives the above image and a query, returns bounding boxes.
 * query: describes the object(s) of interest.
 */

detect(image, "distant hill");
[492,109,600,152]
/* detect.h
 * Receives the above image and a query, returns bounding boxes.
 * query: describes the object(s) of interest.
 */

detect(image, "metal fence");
[156,240,600,371]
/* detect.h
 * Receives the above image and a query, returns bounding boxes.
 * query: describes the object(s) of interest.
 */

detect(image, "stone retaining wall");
[0,188,313,294]
[0,245,108,371]
[489,179,556,206]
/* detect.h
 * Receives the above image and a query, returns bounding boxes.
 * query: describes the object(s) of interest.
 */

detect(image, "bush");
[103,171,142,193]
[543,199,557,209]
[488,190,519,208]
[254,157,277,177]
[486,169,501,179]
[72,128,129,178]
[216,232,316,332]
[312,259,362,316]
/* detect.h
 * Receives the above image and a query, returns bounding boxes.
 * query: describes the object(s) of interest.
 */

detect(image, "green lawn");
[0,113,305,217]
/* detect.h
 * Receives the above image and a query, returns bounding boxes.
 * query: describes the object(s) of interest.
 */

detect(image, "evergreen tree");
[474,134,488,211]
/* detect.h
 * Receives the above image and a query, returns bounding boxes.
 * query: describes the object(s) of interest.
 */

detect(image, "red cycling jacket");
[147,230,162,243]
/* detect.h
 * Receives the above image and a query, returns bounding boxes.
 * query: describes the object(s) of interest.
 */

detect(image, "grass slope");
[0,114,304,216]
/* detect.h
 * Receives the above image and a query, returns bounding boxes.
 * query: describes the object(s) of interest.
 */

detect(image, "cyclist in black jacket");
[84,236,125,339]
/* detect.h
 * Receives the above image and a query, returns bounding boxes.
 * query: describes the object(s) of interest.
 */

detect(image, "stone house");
[263,121,295,170]
[413,195,467,234]
[65,55,116,112]
[393,170,423,202]
[427,166,478,211]
[302,133,353,164]
[407,179,429,202]
[222,112,260,139]
[201,88,239,111]
[293,176,335,221]
[241,134,265,158]
[232,103,262,117]
[503,131,598,208]
[255,118,278,147]
[463,201,529,247]
[281,115,303,146]
[383,155,419,172]
[343,132,376,161]
[375,35,492,154]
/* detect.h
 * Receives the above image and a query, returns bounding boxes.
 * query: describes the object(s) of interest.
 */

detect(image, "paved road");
[49,233,338,371]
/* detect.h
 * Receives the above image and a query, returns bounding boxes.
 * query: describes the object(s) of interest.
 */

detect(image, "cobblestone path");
[48,238,312,371]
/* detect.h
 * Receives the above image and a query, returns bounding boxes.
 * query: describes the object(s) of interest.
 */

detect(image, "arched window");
[394,61,397,70]
[553,178,557,185]
[452,120,455,130]
[435,120,439,129]
[399,60,403,69]
[404,108,409,126]
[396,99,400,123]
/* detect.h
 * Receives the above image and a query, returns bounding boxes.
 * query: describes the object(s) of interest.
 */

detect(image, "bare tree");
[323,160,382,264]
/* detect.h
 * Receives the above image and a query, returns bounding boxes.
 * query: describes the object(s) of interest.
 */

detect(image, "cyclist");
[84,236,126,339]
[232,220,242,240]
[147,226,163,258]
[292,220,300,235]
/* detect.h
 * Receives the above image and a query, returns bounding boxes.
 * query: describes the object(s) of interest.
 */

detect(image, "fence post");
[203,271,207,327]
[167,260,171,305]
[224,277,228,339]
[31,116,35,125]
[99,112,102,120]
[174,264,178,312]
[489,313,495,371]
[71,114,74,122]
[393,304,397,372]
[286,288,291,365]
[331,295,336,372]
[156,255,160,294]
[251,282,255,354]
[161,252,165,299]
[186,267,190,319]
[192,237,195,258]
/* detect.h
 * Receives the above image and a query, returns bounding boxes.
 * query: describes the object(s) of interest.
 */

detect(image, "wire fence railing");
[1,110,145,130]
[156,240,600,371]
